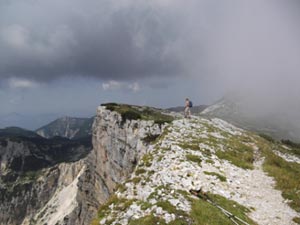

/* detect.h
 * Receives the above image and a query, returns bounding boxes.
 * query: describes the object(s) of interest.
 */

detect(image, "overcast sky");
[1,0,300,129]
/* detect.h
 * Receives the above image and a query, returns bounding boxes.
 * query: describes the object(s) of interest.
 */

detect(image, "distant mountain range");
[36,116,94,139]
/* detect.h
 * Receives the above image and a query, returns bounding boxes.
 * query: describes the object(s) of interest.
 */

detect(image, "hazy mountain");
[201,97,300,142]
[0,127,40,138]
[36,116,94,139]
[0,112,61,130]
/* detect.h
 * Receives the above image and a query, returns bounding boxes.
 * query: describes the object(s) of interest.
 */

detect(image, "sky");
[1,0,300,129]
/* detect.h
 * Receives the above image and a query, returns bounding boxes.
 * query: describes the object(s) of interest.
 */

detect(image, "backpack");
[189,101,193,107]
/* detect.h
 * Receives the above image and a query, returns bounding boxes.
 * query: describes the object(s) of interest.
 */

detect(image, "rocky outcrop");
[0,105,165,225]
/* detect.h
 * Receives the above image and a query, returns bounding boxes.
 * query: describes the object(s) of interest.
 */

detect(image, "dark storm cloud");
[0,0,184,82]
[1,0,300,98]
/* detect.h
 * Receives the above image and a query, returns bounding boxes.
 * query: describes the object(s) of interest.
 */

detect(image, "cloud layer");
[0,0,187,83]
[1,0,300,110]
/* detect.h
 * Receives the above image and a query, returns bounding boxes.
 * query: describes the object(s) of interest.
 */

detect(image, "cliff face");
[0,105,165,225]
[91,106,163,193]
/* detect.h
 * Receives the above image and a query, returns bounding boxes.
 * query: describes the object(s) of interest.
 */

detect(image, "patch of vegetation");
[186,154,202,165]
[91,195,135,225]
[157,155,164,162]
[216,150,254,170]
[178,142,200,151]
[135,168,147,176]
[190,193,257,225]
[19,170,43,182]
[256,138,300,212]
[131,177,142,184]
[129,215,166,225]
[281,139,300,157]
[137,200,152,210]
[201,148,212,157]
[204,171,227,182]
[293,217,300,224]
[140,153,154,167]
[205,159,214,164]
[216,137,254,170]
[115,183,127,193]
[142,134,160,144]
[101,103,174,126]
[157,200,187,217]
[156,200,191,224]
[259,133,276,143]
[281,139,300,149]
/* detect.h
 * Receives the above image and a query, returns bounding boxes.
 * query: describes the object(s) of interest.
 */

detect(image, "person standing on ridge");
[184,98,192,118]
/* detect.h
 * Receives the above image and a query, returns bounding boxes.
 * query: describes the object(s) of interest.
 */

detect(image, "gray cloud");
[0,0,185,82]
[1,0,300,112]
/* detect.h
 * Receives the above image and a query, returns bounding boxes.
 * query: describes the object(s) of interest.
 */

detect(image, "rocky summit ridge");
[1,104,299,225]
[92,116,300,225]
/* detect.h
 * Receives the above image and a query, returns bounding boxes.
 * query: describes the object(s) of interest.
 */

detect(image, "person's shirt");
[185,100,190,108]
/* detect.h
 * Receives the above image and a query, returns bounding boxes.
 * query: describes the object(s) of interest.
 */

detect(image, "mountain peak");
[36,116,94,139]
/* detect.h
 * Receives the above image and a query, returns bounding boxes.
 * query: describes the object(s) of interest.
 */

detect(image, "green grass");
[137,200,152,210]
[178,142,200,151]
[259,133,276,143]
[130,177,142,184]
[190,193,257,225]
[205,159,214,164]
[156,200,191,224]
[280,139,300,157]
[186,154,202,165]
[293,217,300,224]
[216,137,254,170]
[140,153,154,167]
[204,171,227,182]
[256,138,300,212]
[135,168,147,176]
[91,195,136,225]
[129,215,166,225]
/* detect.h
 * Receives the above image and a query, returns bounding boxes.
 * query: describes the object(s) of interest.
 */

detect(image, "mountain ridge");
[1,104,299,225]
[91,116,300,225]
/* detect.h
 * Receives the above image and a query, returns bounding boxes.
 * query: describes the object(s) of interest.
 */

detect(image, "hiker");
[184,98,192,118]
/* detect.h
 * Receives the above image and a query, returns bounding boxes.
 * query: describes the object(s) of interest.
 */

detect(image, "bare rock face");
[0,105,164,225]
[50,106,164,225]
[91,106,162,193]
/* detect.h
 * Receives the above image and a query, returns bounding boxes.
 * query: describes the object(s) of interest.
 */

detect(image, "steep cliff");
[0,105,168,225]
[68,106,166,224]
